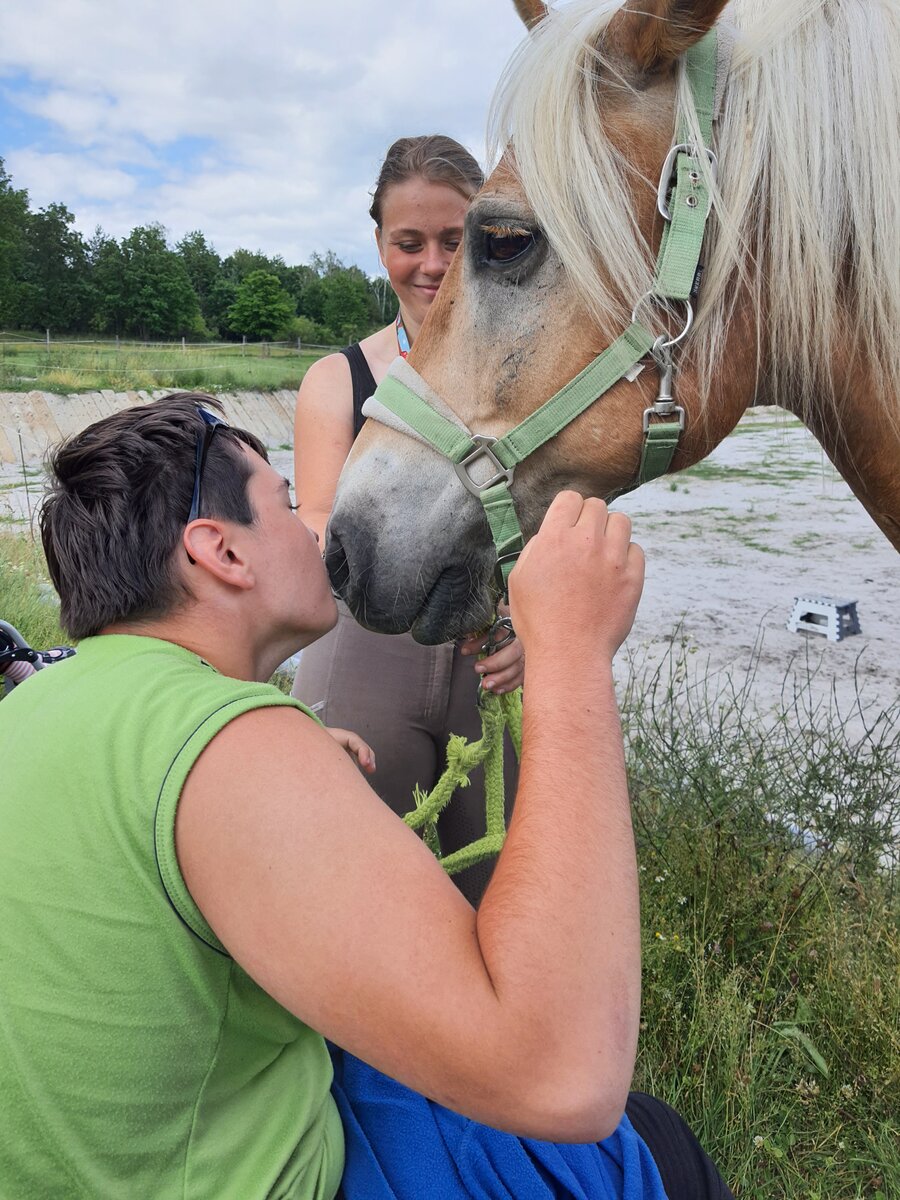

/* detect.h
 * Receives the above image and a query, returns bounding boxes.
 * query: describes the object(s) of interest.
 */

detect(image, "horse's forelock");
[489,0,900,426]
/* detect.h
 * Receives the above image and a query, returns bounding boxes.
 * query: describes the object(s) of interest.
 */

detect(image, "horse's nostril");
[324,530,351,596]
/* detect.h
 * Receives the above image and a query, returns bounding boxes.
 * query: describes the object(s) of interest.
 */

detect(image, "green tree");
[0,159,29,328]
[281,263,320,316]
[206,277,238,338]
[222,248,281,285]
[18,203,89,331]
[369,274,398,324]
[176,231,221,329]
[226,270,296,341]
[320,269,371,343]
[120,224,201,339]
[86,228,126,334]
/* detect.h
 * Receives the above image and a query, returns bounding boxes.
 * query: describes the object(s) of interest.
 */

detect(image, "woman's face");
[375,176,471,331]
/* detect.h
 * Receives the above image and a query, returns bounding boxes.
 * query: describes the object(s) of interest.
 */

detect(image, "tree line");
[0,158,397,344]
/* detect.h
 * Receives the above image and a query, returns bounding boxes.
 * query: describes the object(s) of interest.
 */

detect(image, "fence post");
[297,337,302,354]
[116,334,120,352]
[46,328,50,350]
[181,337,186,352]
[242,336,246,358]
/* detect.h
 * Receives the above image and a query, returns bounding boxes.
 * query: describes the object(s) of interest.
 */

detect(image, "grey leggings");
[293,602,518,907]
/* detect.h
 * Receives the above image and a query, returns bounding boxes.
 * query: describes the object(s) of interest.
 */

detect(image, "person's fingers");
[573,494,610,536]
[457,632,485,656]
[340,732,376,773]
[480,663,523,693]
[601,511,634,567]
[535,489,586,533]
[474,639,521,674]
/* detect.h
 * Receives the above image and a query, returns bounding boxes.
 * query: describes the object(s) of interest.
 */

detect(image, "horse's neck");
[784,371,900,553]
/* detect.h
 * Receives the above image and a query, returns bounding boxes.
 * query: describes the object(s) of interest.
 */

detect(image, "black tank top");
[342,344,378,440]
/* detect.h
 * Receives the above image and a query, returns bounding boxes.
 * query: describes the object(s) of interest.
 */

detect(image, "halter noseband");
[363,29,721,597]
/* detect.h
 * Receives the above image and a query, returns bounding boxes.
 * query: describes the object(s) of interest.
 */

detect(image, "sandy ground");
[606,408,900,737]
[3,407,898,733]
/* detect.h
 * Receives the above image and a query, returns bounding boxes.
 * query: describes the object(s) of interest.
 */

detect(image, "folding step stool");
[787,596,861,643]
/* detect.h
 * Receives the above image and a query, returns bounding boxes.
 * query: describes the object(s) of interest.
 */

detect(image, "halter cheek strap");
[363,28,722,596]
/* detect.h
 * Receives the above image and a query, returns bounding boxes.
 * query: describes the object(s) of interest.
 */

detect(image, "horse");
[328,0,900,646]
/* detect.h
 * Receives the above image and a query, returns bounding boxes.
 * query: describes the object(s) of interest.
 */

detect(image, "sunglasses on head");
[187,406,230,526]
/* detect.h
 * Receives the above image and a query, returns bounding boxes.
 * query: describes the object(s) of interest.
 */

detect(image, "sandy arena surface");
[3,407,898,732]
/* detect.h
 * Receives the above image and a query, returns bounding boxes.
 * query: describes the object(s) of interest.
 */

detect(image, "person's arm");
[293,353,355,545]
[176,494,644,1142]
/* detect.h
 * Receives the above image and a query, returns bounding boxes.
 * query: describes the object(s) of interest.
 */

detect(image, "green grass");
[0,532,67,657]
[2,528,897,1196]
[0,338,334,394]
[731,417,805,435]
[680,459,822,484]
[623,643,899,1198]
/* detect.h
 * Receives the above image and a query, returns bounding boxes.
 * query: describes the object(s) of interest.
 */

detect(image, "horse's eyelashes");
[480,224,532,238]
[479,225,539,268]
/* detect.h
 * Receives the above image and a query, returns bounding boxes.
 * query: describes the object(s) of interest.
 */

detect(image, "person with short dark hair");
[0,393,733,1199]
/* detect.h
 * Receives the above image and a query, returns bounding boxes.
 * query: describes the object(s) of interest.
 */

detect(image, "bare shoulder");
[359,324,401,383]
[296,351,352,413]
[179,703,357,826]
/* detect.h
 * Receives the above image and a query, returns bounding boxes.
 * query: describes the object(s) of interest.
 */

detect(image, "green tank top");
[0,634,344,1199]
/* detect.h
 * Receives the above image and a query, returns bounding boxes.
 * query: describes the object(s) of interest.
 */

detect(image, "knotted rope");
[403,687,522,875]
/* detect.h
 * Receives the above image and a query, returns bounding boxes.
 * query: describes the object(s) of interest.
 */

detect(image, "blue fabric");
[330,1048,668,1200]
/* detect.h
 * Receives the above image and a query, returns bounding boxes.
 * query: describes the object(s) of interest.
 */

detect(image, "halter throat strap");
[362,28,721,595]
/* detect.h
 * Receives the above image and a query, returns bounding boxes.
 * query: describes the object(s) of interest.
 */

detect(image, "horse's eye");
[481,226,538,267]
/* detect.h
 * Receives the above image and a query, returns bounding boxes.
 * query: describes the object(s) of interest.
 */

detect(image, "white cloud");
[5,148,139,205]
[1,0,528,271]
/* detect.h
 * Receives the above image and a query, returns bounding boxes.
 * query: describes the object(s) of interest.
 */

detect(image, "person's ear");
[375,226,386,269]
[182,520,256,591]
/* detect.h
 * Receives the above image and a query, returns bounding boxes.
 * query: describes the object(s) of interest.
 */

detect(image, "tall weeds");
[623,642,899,1198]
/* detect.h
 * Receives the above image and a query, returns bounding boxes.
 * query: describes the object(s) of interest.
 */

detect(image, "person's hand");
[509,492,644,663]
[458,603,525,694]
[325,726,376,774]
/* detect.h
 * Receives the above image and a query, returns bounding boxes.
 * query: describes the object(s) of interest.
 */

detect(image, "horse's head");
[329,0,766,642]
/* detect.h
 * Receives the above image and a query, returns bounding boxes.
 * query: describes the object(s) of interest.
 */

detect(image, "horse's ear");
[512,0,549,30]
[607,0,728,73]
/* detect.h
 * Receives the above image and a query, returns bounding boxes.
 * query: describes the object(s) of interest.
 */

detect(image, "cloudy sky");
[0,0,528,275]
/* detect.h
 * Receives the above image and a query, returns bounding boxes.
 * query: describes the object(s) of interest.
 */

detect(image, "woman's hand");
[325,726,377,774]
[458,605,525,694]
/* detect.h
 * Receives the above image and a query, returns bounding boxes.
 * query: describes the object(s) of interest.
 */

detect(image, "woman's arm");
[293,353,356,545]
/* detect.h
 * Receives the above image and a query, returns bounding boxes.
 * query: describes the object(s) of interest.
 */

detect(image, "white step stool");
[787,596,861,643]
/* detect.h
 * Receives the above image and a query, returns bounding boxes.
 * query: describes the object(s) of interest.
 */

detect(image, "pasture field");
[0,335,334,394]
[2,411,898,1198]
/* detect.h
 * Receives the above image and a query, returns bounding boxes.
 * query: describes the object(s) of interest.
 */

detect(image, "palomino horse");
[328,0,900,645]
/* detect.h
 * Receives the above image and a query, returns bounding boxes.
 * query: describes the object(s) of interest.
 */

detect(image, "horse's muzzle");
[325,526,492,644]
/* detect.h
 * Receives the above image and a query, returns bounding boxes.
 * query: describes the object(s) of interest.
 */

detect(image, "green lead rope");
[403,686,522,876]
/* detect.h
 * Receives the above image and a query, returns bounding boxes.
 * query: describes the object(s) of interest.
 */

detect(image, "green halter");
[365,29,720,594]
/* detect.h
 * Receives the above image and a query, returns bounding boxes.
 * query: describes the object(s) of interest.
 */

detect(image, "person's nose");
[420,242,449,279]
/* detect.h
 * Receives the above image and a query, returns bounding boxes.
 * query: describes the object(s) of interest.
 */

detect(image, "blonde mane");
[489,0,900,420]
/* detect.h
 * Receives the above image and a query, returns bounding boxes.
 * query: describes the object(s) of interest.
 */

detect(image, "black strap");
[625,1092,735,1199]
[341,344,378,440]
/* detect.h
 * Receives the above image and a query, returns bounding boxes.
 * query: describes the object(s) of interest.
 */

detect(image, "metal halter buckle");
[642,405,686,433]
[480,615,516,656]
[492,551,521,595]
[631,295,694,349]
[454,435,515,497]
[656,144,718,221]
[643,336,685,431]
